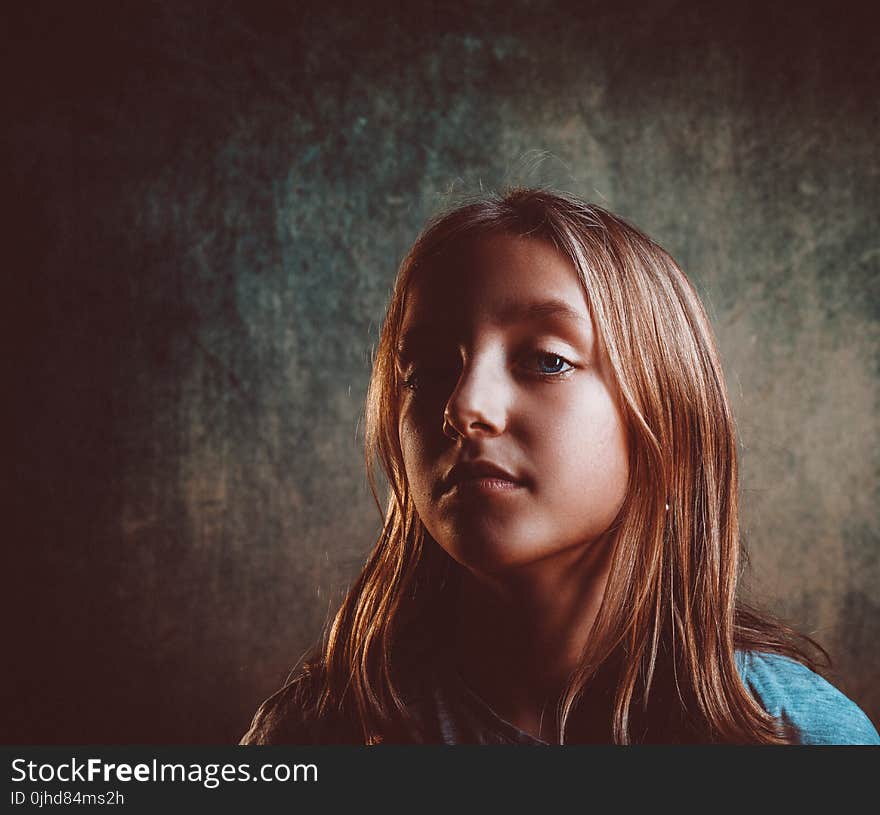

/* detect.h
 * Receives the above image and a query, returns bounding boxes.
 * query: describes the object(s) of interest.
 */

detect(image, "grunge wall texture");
[6,0,878,742]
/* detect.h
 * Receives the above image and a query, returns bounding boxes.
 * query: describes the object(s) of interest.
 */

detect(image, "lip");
[442,460,527,495]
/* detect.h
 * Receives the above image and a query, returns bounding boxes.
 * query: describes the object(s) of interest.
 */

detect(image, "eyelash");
[400,349,575,391]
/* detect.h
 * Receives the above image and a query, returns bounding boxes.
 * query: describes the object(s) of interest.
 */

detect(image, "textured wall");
[7,0,878,742]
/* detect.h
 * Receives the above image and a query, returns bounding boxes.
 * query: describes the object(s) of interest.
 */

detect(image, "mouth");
[441,460,528,496]
[453,478,524,496]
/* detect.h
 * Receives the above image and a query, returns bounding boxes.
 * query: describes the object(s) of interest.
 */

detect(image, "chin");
[438,530,563,577]
[435,522,611,581]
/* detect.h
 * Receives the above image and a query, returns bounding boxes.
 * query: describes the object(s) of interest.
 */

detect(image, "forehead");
[401,233,591,331]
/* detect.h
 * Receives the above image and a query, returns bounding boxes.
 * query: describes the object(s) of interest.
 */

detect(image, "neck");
[448,536,614,742]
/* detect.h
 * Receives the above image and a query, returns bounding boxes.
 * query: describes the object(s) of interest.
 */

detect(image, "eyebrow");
[397,298,589,356]
[496,298,589,326]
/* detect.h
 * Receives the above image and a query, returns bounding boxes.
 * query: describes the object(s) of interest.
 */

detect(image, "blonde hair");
[307,188,825,744]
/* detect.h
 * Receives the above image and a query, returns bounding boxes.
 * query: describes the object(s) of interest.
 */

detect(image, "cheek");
[597,419,630,508]
[398,410,438,500]
[529,387,629,511]
[591,416,629,520]
[398,415,419,479]
[398,413,451,546]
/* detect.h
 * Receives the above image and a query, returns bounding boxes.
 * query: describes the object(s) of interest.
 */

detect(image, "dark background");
[5,0,878,743]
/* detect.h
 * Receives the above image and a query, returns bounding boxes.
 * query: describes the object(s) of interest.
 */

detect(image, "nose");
[443,353,508,440]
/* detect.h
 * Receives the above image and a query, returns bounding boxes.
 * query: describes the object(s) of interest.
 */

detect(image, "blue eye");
[529,351,574,376]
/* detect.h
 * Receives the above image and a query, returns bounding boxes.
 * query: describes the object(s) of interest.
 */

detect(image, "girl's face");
[396,233,629,576]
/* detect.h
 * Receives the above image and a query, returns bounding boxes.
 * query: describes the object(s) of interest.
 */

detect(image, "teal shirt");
[735,650,879,745]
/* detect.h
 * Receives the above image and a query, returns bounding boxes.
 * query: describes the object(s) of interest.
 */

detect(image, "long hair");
[308,187,826,744]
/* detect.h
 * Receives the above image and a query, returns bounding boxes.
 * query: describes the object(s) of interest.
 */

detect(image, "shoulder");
[735,650,880,745]
[240,673,362,745]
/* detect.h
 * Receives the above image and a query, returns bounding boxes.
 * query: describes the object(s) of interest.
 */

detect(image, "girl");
[242,188,879,745]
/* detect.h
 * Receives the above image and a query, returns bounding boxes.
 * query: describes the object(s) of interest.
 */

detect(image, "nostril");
[442,413,461,440]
